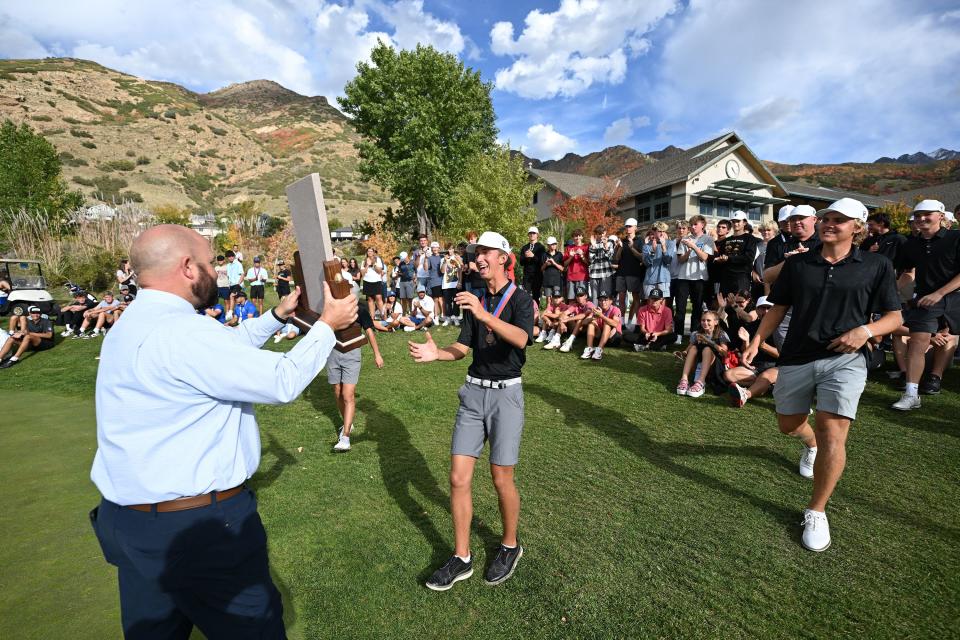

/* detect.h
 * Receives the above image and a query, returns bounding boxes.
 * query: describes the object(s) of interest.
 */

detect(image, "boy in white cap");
[410,231,533,591]
[518,226,545,303]
[892,199,960,407]
[744,198,902,552]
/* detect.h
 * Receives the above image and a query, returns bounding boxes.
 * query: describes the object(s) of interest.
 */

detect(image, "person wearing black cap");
[274,259,292,300]
[59,289,98,337]
[409,230,533,591]
[631,288,676,351]
[581,290,622,360]
[245,256,269,316]
[0,306,54,368]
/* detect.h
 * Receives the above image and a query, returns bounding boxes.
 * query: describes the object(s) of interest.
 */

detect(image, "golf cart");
[0,259,57,318]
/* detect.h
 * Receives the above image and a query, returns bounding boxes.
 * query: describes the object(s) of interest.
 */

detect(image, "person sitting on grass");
[676,311,729,398]
[581,290,622,360]
[718,289,757,340]
[537,288,566,345]
[726,296,780,408]
[399,285,435,331]
[0,306,54,369]
[374,291,404,332]
[273,321,300,343]
[233,290,259,323]
[554,286,593,352]
[631,287,676,351]
[204,301,228,325]
[59,289,98,337]
[75,291,121,338]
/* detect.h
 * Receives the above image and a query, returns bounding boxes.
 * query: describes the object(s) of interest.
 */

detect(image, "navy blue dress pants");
[90,488,286,639]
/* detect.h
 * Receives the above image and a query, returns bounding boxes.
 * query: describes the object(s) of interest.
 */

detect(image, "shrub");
[97,159,136,172]
[188,123,203,133]
[30,115,53,122]
[69,128,93,138]
[163,109,177,119]
[135,155,150,166]
[209,126,227,136]
[67,249,123,292]
[91,176,129,201]
[205,114,212,120]
[125,150,136,157]
[81,141,96,149]
[72,176,95,186]
[46,100,56,107]
[166,160,184,172]
[120,190,143,202]
[63,116,82,124]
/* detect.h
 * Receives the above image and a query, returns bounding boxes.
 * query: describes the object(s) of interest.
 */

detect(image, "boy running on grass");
[330,303,385,452]
[409,231,533,591]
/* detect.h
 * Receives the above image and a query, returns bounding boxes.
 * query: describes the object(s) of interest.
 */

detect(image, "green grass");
[1,296,958,639]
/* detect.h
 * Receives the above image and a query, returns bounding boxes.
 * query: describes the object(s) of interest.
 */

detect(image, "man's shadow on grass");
[527,384,960,544]
[352,397,499,582]
[859,385,959,439]
[248,432,297,493]
[303,380,345,438]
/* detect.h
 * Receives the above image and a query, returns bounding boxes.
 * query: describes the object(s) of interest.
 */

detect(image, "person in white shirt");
[673,215,715,343]
[76,291,121,338]
[373,291,405,332]
[89,224,357,639]
[361,247,386,322]
[399,285,435,331]
[244,256,269,316]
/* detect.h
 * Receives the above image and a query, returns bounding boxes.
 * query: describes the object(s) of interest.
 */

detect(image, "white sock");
[905,383,919,396]
[456,553,471,563]
[501,543,516,550]
[9,356,18,362]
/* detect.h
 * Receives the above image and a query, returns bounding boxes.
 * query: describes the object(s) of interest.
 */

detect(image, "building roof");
[529,167,604,198]
[780,181,892,209]
[885,181,960,212]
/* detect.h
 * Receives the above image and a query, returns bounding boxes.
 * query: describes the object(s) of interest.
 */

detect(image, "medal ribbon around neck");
[482,282,517,344]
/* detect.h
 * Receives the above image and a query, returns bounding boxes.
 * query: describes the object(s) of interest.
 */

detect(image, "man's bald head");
[131,225,209,282]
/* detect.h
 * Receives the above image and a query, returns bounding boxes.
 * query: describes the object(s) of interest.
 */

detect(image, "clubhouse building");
[529,131,893,229]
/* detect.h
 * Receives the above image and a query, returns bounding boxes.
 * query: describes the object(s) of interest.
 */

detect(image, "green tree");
[152,204,191,226]
[445,146,542,250]
[339,42,497,236]
[0,119,83,219]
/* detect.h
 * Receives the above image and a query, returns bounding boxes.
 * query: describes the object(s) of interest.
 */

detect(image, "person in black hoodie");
[714,210,759,297]
[518,226,546,303]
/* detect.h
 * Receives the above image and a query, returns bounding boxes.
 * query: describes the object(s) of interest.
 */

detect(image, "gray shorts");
[451,382,525,466]
[327,347,361,385]
[773,352,867,420]
[398,281,415,299]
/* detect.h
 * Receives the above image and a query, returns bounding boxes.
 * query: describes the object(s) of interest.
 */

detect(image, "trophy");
[285,173,367,352]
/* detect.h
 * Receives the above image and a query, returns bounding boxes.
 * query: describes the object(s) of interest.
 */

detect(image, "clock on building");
[725,159,740,179]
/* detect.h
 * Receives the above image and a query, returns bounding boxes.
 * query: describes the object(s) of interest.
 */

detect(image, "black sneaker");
[920,374,942,395]
[425,556,473,591]
[484,543,523,586]
[0,358,18,369]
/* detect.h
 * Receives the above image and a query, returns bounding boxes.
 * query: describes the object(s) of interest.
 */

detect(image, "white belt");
[466,375,522,389]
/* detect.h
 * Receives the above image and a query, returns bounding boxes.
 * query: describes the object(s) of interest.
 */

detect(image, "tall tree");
[0,119,83,219]
[445,146,542,250]
[339,42,497,236]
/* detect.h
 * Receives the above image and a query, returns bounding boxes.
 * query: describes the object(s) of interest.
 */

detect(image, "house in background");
[530,132,791,228]
[331,226,357,240]
[779,182,891,211]
[189,212,220,240]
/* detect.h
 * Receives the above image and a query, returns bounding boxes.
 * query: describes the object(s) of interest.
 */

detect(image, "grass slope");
[0,305,958,639]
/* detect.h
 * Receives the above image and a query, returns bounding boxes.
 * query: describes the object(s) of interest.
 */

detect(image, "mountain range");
[2,57,957,214]
[0,58,390,221]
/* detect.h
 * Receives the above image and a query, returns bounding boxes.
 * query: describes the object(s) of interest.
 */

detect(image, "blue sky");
[2,0,959,164]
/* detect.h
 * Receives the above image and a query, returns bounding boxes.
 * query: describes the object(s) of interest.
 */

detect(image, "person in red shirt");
[538,288,567,347]
[581,290,622,360]
[563,229,589,300]
[633,288,676,351]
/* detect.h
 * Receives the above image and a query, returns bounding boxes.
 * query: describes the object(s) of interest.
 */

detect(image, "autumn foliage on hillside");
[768,159,960,196]
[551,178,624,234]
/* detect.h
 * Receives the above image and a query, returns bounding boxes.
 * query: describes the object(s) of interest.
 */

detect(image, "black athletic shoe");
[0,358,18,369]
[484,543,523,586]
[920,374,942,395]
[425,556,473,591]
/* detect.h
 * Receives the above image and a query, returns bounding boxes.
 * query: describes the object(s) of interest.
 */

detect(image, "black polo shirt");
[518,241,546,278]
[861,231,907,264]
[763,233,790,271]
[456,282,534,380]
[357,304,374,331]
[895,229,960,296]
[769,246,900,366]
[764,232,821,270]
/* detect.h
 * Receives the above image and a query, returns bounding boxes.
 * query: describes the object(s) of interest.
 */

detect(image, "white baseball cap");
[430,241,440,248]
[546,236,558,245]
[777,205,796,222]
[399,251,408,259]
[756,296,773,308]
[624,217,638,227]
[816,197,868,222]
[466,231,512,254]
[946,211,957,223]
[912,199,946,215]
[528,226,539,234]
[731,210,748,221]
[790,204,818,219]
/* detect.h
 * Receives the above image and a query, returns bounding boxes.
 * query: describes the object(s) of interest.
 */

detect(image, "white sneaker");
[225,310,234,320]
[580,347,594,359]
[799,445,817,479]
[801,509,831,552]
[674,335,682,345]
[273,334,283,343]
[891,392,921,411]
[60,329,73,337]
[535,331,547,343]
[544,334,561,350]
[592,347,603,361]
[441,318,450,327]
[333,435,351,452]
[403,325,415,332]
[559,335,575,352]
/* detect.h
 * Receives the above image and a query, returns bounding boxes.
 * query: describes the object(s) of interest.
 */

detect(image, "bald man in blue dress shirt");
[89,225,358,639]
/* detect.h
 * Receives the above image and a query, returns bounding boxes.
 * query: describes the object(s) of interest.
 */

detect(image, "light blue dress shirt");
[91,288,335,505]
[642,240,677,286]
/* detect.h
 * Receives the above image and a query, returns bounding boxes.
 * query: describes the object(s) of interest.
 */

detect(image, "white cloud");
[525,123,577,159]
[491,0,678,99]
[0,1,470,99]
[658,0,960,161]
[603,115,650,144]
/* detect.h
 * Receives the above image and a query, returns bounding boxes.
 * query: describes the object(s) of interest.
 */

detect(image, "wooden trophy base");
[290,251,368,353]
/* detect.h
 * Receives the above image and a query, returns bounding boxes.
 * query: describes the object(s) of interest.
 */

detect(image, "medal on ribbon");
[483,282,516,346]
